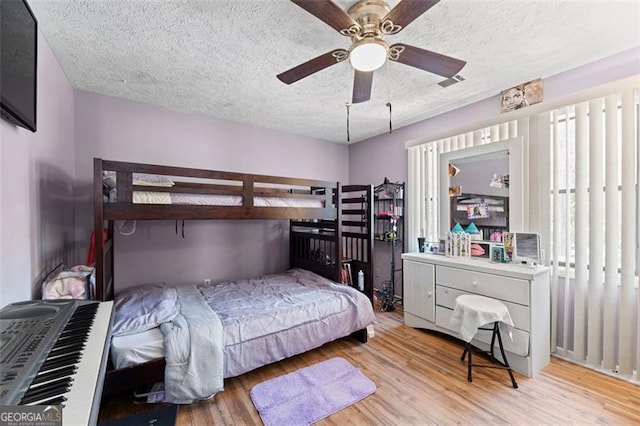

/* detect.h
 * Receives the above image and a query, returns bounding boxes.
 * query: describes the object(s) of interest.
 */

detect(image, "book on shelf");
[340,259,353,286]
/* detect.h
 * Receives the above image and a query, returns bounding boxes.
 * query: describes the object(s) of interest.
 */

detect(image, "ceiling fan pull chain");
[345,102,351,143]
[386,60,392,134]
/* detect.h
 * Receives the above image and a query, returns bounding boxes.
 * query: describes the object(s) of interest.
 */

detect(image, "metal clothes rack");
[375,178,404,312]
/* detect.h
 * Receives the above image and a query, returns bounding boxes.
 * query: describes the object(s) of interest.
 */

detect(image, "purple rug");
[250,357,376,426]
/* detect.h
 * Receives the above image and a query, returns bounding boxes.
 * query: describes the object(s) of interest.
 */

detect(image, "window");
[550,102,637,274]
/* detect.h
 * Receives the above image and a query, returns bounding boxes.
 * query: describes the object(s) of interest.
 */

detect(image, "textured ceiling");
[29,0,640,143]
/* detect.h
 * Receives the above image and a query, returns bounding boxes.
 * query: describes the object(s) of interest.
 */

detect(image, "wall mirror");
[439,138,523,241]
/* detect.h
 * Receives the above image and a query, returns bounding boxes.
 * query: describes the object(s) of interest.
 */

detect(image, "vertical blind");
[407,86,639,381]
[549,91,638,377]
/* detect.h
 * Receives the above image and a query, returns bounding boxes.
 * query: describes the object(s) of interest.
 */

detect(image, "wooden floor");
[99,305,640,425]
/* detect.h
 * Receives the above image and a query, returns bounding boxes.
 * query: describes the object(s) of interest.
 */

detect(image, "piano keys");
[0,299,113,426]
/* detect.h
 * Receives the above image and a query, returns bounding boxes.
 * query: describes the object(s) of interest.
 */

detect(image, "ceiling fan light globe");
[349,40,388,72]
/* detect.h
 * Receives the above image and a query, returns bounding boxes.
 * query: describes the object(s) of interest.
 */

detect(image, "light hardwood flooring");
[99,305,640,425]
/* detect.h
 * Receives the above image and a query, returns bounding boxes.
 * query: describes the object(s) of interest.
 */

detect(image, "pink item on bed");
[43,275,86,299]
[42,266,94,300]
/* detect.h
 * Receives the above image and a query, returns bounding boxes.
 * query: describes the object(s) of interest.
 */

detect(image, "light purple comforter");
[198,268,376,377]
[113,268,376,401]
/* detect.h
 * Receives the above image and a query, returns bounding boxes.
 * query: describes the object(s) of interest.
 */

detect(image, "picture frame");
[424,241,441,254]
[491,246,504,263]
[500,78,543,113]
[466,202,490,219]
[448,185,462,197]
[502,232,515,262]
[514,232,541,265]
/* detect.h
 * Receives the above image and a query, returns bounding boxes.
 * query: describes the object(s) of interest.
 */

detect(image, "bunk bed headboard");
[93,158,340,301]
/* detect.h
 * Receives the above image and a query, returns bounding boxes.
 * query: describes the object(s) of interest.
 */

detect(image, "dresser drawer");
[436,306,530,356]
[436,265,529,305]
[435,285,531,332]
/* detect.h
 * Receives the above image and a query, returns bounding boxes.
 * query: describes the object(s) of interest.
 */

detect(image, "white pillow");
[102,171,175,188]
[132,173,175,187]
[112,283,179,337]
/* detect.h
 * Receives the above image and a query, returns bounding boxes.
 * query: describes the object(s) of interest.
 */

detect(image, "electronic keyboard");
[0,299,114,426]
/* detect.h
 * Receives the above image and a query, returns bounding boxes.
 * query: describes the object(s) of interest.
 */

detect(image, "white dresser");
[401,252,550,377]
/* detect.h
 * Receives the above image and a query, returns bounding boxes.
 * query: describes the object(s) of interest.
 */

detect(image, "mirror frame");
[439,137,524,239]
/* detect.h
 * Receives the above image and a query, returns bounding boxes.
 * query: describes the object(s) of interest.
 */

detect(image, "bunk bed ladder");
[341,185,374,304]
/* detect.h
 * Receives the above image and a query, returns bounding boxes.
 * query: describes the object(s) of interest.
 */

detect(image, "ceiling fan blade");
[381,0,440,34]
[352,71,373,104]
[389,43,466,78]
[277,49,348,84]
[291,0,359,35]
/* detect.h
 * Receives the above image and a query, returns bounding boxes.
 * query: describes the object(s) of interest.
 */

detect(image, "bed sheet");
[111,327,163,369]
[110,269,375,377]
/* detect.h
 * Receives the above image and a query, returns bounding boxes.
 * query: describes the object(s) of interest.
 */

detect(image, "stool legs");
[495,323,518,389]
[489,323,498,361]
[461,345,469,362]
[461,343,474,382]
[460,322,518,389]
[465,343,473,382]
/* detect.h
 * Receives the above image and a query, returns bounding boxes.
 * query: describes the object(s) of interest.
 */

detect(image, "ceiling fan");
[276,0,467,104]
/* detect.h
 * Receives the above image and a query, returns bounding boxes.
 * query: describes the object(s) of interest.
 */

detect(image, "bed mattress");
[110,269,375,378]
[131,191,324,207]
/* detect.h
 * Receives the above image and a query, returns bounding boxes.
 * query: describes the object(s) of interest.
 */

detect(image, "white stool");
[450,294,518,388]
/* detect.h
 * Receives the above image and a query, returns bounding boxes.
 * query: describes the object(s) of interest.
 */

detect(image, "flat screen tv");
[1,0,37,132]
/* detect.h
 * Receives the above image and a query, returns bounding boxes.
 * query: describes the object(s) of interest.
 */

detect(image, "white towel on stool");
[449,294,514,343]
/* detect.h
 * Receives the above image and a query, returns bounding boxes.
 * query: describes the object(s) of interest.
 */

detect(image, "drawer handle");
[427,291,432,297]
[472,280,478,287]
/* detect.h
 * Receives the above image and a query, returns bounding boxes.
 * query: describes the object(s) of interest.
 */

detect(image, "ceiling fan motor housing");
[345,0,393,72]
[346,0,391,40]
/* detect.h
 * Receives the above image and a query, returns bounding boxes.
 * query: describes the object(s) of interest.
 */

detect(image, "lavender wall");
[0,32,76,305]
[73,92,348,289]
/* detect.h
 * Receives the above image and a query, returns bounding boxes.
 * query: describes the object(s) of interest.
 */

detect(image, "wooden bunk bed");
[92,158,375,397]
